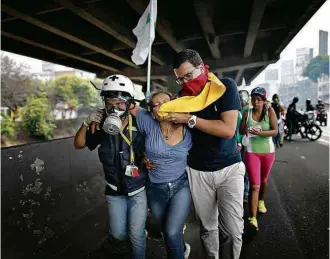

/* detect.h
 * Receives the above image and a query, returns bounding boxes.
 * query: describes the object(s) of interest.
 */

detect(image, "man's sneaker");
[248,217,258,231]
[184,243,191,259]
[258,200,267,214]
[145,229,148,238]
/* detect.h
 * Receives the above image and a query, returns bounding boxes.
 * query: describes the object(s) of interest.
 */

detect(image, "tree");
[21,93,56,139]
[303,55,330,82]
[46,76,97,109]
[1,54,44,108]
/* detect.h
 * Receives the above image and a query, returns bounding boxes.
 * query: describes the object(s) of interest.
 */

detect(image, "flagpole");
[146,0,154,103]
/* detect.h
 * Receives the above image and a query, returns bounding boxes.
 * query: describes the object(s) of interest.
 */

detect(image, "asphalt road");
[88,139,329,259]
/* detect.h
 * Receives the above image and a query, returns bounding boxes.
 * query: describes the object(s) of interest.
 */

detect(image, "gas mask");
[102,98,129,135]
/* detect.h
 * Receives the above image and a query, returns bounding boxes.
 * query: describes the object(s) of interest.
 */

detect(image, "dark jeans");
[286,118,294,140]
[147,173,191,259]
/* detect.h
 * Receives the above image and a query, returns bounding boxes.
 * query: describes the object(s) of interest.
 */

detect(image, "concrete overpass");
[1,0,326,88]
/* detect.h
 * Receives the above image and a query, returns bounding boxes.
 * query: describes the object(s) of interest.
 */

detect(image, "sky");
[252,0,330,86]
[2,0,330,82]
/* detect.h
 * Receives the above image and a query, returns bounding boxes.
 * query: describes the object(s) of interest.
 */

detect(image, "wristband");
[83,120,89,127]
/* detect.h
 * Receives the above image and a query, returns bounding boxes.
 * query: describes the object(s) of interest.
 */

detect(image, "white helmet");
[101,74,135,98]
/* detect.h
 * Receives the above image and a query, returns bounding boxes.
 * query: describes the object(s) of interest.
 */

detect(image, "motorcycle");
[316,108,327,126]
[283,110,322,141]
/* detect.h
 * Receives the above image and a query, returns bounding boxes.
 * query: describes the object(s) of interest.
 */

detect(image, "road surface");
[88,139,329,259]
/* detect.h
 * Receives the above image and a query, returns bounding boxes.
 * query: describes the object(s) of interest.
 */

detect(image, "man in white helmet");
[74,75,148,259]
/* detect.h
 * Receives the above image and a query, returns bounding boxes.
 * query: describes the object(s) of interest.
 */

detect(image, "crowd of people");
[73,49,318,259]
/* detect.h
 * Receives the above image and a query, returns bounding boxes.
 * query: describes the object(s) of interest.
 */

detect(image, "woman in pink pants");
[240,87,278,231]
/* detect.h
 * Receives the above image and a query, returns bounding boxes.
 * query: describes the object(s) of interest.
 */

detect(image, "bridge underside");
[1,0,326,88]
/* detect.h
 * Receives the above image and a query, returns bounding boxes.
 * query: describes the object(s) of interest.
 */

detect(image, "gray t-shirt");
[136,109,192,183]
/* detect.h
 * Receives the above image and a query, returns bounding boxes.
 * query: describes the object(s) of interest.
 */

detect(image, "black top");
[188,78,242,171]
[271,102,281,120]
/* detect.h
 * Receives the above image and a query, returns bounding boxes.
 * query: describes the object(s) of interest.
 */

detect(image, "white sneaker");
[145,229,148,238]
[184,243,191,259]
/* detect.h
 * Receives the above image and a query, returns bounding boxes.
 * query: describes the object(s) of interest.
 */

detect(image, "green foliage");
[1,54,44,108]
[303,55,330,82]
[22,93,56,139]
[46,76,97,108]
[1,114,15,138]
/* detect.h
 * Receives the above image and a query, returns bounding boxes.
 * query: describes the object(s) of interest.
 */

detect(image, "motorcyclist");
[316,99,325,110]
[286,97,299,141]
[306,98,315,112]
[316,99,327,126]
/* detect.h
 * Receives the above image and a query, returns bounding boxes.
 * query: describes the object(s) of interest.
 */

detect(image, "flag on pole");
[131,0,157,65]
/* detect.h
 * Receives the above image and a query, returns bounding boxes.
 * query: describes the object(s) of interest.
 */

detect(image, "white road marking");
[318,138,329,145]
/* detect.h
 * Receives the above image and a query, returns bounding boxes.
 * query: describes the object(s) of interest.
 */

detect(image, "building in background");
[318,75,330,103]
[32,68,95,82]
[281,60,295,85]
[319,30,329,55]
[265,69,279,81]
[279,79,318,110]
[295,48,313,80]
[263,69,280,99]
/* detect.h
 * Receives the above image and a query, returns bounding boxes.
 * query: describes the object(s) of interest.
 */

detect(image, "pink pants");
[244,152,275,186]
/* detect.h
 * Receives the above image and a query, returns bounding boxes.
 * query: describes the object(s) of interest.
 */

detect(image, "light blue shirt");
[136,109,192,183]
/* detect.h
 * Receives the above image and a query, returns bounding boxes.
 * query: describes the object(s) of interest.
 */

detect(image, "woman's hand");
[143,155,156,170]
[161,113,191,124]
[248,127,262,136]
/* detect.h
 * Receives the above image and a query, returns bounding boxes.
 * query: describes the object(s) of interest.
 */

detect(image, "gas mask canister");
[102,97,129,135]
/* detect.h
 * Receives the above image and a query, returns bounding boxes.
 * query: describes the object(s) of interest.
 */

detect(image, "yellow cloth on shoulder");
[157,72,226,117]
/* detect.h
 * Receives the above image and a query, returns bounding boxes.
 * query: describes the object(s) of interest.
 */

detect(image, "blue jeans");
[273,120,282,144]
[147,173,191,259]
[105,190,148,259]
[240,147,249,198]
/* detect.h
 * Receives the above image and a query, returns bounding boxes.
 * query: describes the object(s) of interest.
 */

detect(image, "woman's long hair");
[252,94,267,122]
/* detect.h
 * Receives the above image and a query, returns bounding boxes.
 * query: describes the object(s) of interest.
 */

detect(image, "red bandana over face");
[180,65,209,96]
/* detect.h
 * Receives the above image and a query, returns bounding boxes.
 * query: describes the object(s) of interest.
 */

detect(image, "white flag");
[131,0,157,65]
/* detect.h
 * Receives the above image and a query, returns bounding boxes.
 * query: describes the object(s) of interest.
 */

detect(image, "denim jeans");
[240,147,249,199]
[105,190,148,259]
[273,120,282,144]
[147,173,191,259]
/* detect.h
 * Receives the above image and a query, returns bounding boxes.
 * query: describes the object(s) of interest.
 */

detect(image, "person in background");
[74,75,148,259]
[240,87,277,231]
[236,90,250,203]
[271,94,285,148]
[316,99,325,110]
[306,98,315,112]
[130,91,192,259]
[285,97,299,141]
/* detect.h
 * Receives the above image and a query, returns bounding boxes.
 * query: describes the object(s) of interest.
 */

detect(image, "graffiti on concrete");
[22,179,43,196]
[76,181,92,194]
[17,151,23,159]
[76,181,93,204]
[30,158,45,175]
[44,186,56,205]
[33,227,54,245]
[17,157,56,245]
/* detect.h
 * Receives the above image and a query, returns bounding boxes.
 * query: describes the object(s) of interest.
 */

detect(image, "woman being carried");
[130,91,192,259]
